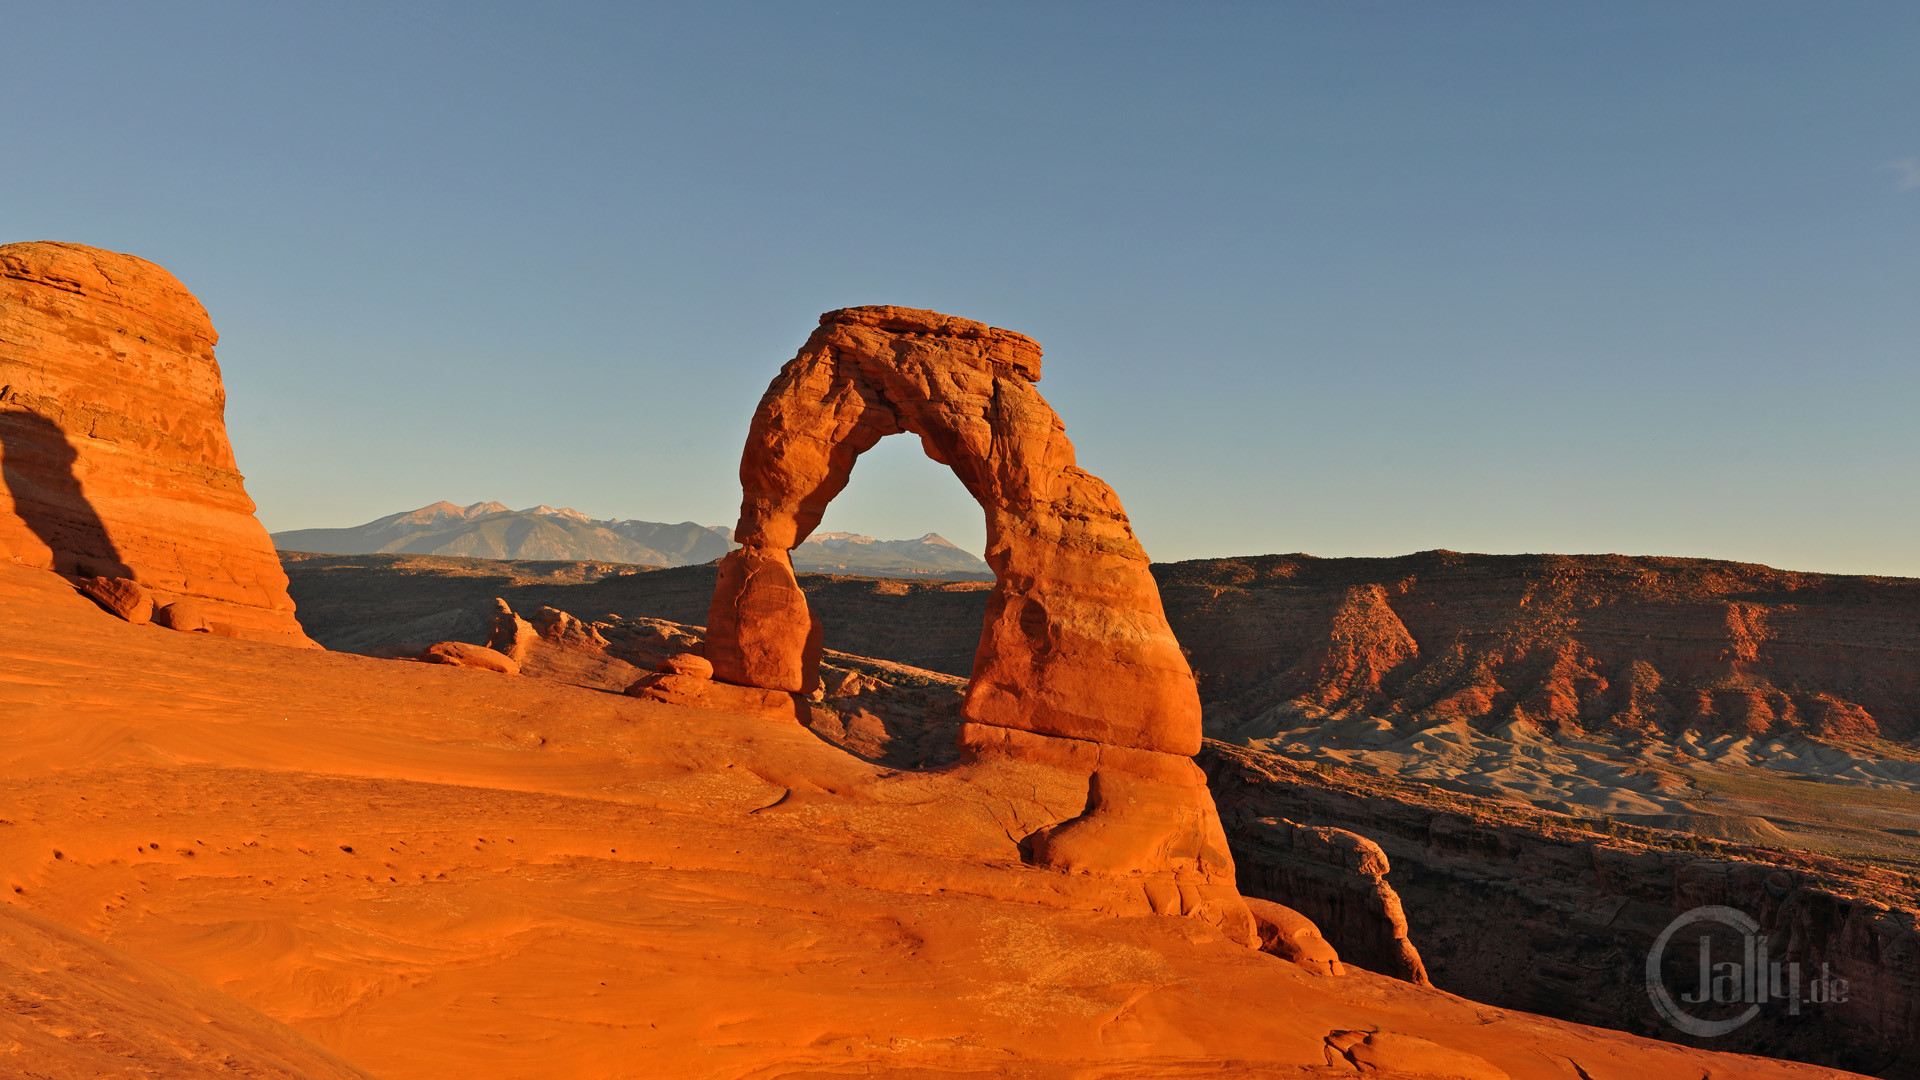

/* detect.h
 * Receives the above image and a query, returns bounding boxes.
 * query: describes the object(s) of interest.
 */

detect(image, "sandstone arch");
[700,308,1253,942]
[705,305,1200,757]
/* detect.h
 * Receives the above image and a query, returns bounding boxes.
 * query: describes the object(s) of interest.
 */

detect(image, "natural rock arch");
[699,307,1254,943]
[705,305,1200,758]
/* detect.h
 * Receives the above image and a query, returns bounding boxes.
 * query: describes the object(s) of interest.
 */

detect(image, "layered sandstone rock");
[1232,815,1430,985]
[707,307,1197,755]
[1,559,1862,1080]
[73,575,152,624]
[694,306,1248,940]
[0,241,312,646]
[1156,550,1920,744]
[1244,897,1344,976]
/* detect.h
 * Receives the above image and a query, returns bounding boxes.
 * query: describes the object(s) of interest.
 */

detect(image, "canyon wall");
[0,242,311,646]
[1157,551,1920,744]
[1205,742,1920,1077]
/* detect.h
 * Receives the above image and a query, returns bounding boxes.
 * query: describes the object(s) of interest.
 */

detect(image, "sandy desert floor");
[0,562,1862,1078]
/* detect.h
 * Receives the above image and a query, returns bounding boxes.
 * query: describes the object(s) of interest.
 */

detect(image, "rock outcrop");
[1244,896,1345,976]
[420,640,520,674]
[0,242,313,646]
[691,306,1249,940]
[72,574,152,624]
[1233,816,1430,985]
[706,307,1197,754]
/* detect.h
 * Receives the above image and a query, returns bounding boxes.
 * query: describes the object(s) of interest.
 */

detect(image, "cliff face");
[0,242,312,646]
[1205,743,1920,1077]
[1156,551,1920,744]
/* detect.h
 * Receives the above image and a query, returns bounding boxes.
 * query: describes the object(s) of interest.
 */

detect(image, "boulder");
[419,641,520,674]
[528,606,609,650]
[154,600,215,634]
[73,575,153,625]
[0,242,315,647]
[1244,897,1344,976]
[625,671,805,722]
[656,652,713,679]
[1234,817,1431,985]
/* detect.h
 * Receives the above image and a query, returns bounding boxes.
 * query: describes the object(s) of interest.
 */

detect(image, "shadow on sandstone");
[0,408,134,580]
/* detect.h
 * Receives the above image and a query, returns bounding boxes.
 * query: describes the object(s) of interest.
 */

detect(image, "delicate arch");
[704,306,1200,757]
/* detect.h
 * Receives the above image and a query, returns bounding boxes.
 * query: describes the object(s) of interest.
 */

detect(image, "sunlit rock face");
[0,241,313,646]
[708,305,1198,752]
[700,305,1250,941]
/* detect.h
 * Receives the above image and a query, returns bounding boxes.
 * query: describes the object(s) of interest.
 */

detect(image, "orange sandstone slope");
[0,900,372,1080]
[0,562,1861,1080]
[0,241,313,647]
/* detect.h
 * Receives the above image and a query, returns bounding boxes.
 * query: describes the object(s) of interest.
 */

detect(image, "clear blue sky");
[6,3,1917,574]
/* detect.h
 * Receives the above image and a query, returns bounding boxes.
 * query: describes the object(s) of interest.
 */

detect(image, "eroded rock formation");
[0,242,312,646]
[694,305,1248,938]
[420,640,520,674]
[1233,816,1430,984]
[1156,550,1920,744]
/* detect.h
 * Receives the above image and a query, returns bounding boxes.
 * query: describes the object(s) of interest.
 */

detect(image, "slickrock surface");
[697,306,1250,940]
[0,560,1861,1079]
[0,242,312,646]
[0,902,372,1080]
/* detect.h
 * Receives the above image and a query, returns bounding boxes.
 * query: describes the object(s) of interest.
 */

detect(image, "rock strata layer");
[0,242,312,646]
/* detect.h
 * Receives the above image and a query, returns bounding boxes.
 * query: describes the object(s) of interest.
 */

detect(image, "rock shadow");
[0,407,133,579]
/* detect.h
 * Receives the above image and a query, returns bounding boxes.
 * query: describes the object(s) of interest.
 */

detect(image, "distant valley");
[271,500,991,579]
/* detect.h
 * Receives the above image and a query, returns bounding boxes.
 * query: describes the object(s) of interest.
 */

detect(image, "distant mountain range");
[789,530,989,578]
[271,502,991,579]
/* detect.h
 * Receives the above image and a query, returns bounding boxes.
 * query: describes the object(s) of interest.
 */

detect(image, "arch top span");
[706,305,1201,758]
